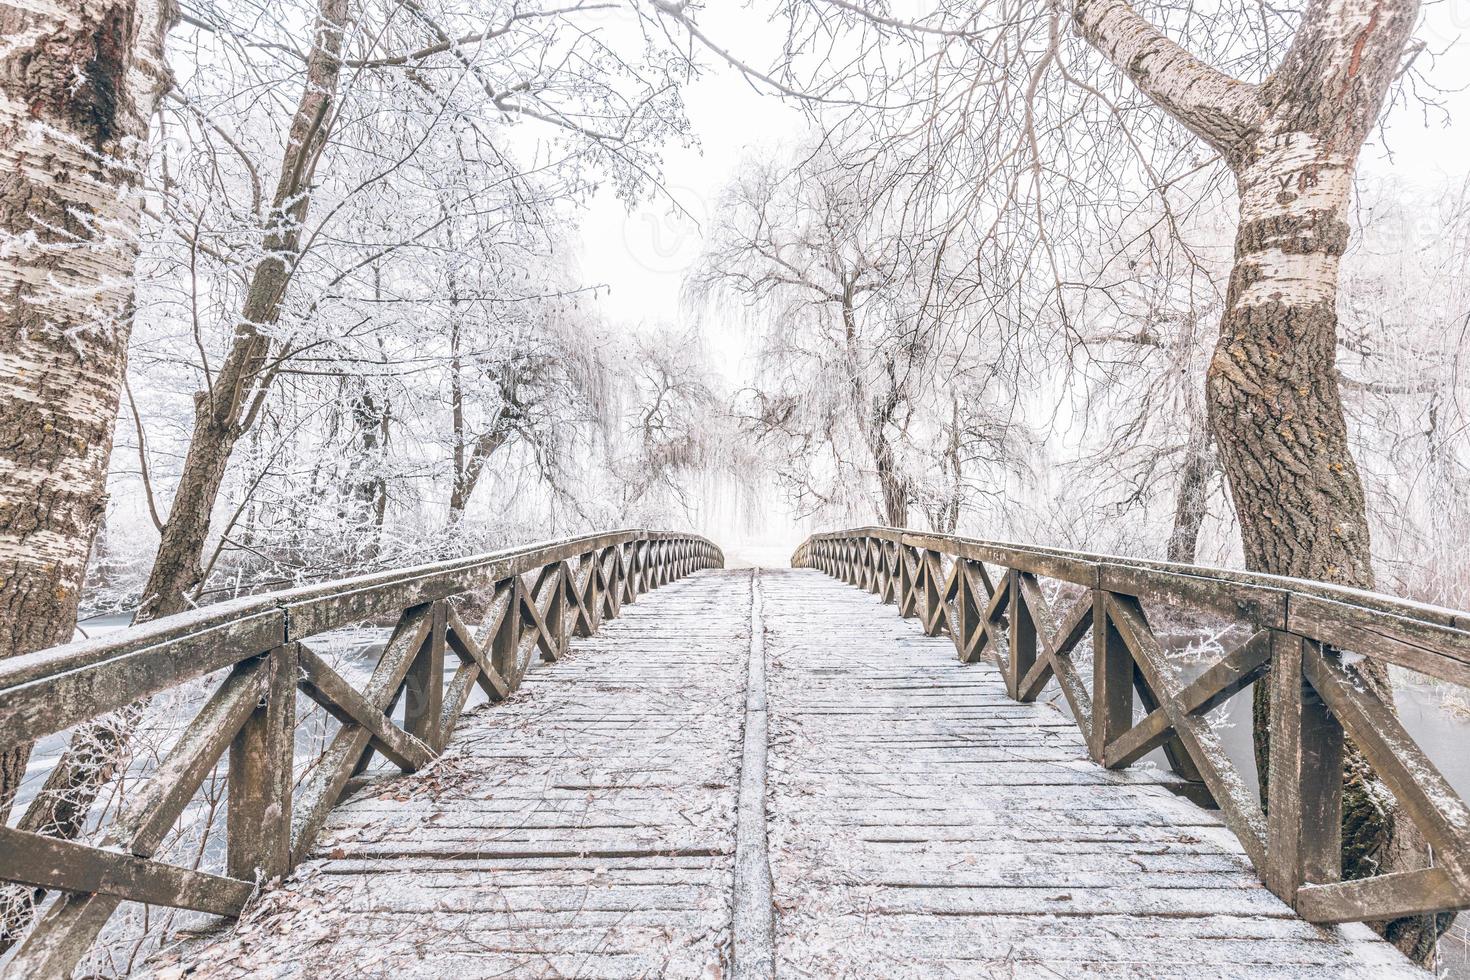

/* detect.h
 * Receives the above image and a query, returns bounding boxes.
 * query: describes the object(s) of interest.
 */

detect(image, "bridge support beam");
[228,643,296,883]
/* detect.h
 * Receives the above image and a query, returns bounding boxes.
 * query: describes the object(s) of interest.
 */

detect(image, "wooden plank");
[1178,630,1273,716]
[1103,708,1175,770]
[0,605,283,752]
[1100,562,1287,629]
[1106,594,1268,871]
[491,577,526,686]
[1091,592,1132,765]
[403,601,447,749]
[228,644,296,882]
[1265,633,1343,903]
[1291,593,1470,689]
[1005,570,1036,700]
[0,825,253,917]
[1297,867,1470,924]
[296,645,434,772]
[1302,644,1470,884]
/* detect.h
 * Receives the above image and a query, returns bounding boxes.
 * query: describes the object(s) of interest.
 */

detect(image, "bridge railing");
[0,529,721,975]
[794,526,1470,928]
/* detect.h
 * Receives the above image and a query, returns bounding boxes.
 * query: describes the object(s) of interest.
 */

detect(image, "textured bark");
[446,320,518,524]
[0,0,172,805]
[4,0,349,946]
[0,0,174,949]
[841,292,910,527]
[348,388,390,532]
[1165,433,1214,564]
[1076,0,1442,961]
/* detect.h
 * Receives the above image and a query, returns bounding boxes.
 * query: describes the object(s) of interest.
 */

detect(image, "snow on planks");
[156,567,1420,979]
[157,570,748,979]
[761,568,1420,979]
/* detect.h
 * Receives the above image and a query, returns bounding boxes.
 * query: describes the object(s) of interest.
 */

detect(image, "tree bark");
[841,289,910,527]
[348,388,389,532]
[446,318,516,524]
[0,0,174,949]
[0,0,173,808]
[1165,432,1214,564]
[1075,0,1444,961]
[2,0,349,947]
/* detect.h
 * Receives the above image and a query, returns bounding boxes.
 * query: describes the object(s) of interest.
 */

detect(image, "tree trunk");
[840,289,910,527]
[2,0,349,946]
[139,0,347,619]
[874,433,909,528]
[0,0,173,814]
[1208,137,1369,585]
[348,388,389,535]
[1075,0,1444,961]
[1165,432,1214,564]
[0,0,174,949]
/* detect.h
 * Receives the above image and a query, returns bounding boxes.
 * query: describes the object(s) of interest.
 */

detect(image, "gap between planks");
[731,567,775,979]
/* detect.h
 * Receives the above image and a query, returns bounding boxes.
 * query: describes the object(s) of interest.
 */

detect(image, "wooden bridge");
[3,528,1470,976]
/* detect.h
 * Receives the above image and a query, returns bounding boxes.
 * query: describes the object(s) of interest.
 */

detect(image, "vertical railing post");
[228,643,297,883]
[626,542,641,602]
[544,562,567,660]
[1007,570,1038,700]
[921,550,946,637]
[1265,633,1344,903]
[588,551,603,630]
[404,601,447,749]
[1090,592,1133,765]
[604,546,623,619]
[879,542,896,603]
[898,546,918,619]
[492,579,523,684]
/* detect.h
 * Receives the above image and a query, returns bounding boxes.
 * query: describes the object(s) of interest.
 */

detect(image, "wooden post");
[1266,633,1344,902]
[953,561,982,661]
[491,580,523,684]
[571,557,596,638]
[404,601,446,748]
[1008,571,1038,700]
[623,542,638,604]
[898,547,918,619]
[606,546,623,618]
[545,563,567,661]
[227,644,296,883]
[875,542,890,601]
[1091,591,1132,765]
[922,550,946,637]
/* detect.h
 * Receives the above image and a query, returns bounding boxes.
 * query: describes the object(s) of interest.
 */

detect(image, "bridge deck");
[156,568,1417,978]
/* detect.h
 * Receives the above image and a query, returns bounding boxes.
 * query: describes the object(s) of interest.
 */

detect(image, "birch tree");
[0,0,174,812]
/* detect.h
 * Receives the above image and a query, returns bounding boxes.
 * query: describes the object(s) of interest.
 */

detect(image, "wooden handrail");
[0,529,722,976]
[794,526,1470,928]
